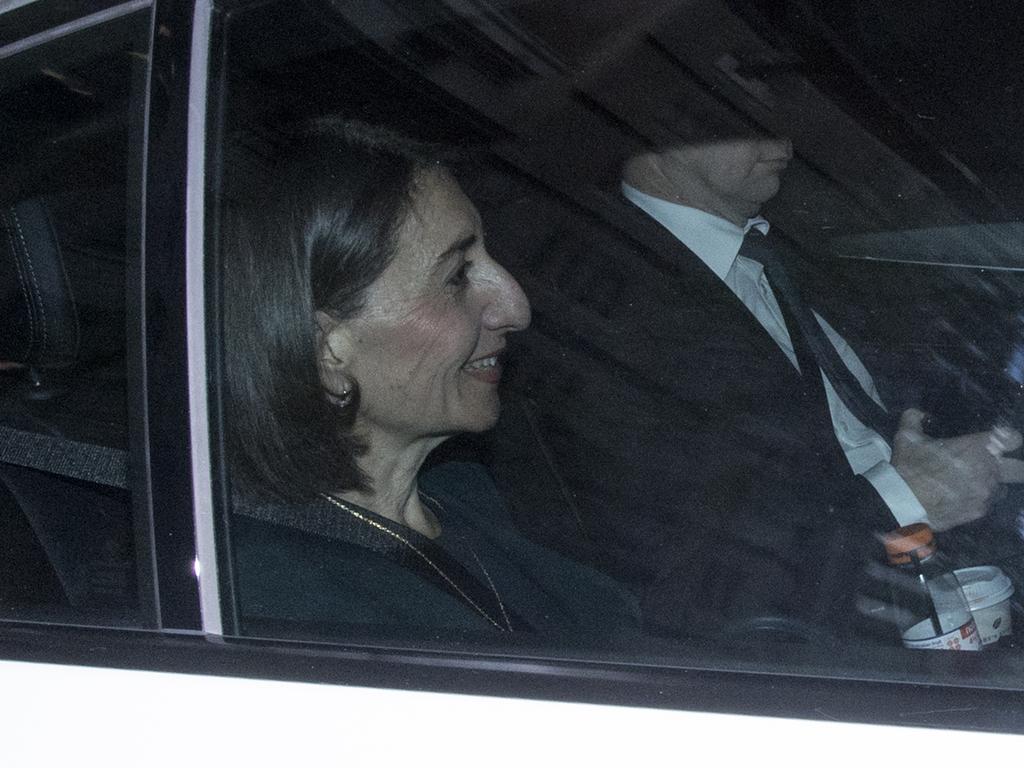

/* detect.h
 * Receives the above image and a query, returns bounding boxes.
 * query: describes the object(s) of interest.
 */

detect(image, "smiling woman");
[220,118,638,638]
[320,166,531,478]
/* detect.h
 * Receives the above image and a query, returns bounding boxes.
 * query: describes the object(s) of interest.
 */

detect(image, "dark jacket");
[231,461,640,639]
[487,189,893,644]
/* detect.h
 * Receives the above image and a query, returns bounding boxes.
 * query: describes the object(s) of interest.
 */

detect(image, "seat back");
[0,198,81,373]
[0,196,135,619]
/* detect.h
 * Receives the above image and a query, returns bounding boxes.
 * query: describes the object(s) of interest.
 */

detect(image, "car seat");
[0,196,135,620]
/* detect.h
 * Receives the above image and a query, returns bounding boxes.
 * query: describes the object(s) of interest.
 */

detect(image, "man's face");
[651,136,793,225]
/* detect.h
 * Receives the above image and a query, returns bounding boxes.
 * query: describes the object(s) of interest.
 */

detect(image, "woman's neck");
[336,434,443,539]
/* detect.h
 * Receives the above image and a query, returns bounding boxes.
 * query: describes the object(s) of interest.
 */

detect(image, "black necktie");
[739,230,897,441]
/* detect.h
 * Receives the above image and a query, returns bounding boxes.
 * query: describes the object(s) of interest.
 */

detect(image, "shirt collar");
[622,182,769,282]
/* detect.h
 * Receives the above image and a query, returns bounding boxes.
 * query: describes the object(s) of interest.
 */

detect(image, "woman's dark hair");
[221,118,442,501]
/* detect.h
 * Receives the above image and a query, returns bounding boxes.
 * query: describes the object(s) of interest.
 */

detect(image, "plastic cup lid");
[954,566,1014,610]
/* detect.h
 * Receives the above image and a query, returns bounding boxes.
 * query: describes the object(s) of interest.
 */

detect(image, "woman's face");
[322,168,531,451]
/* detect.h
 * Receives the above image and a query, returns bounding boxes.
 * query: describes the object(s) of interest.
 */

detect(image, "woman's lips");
[463,353,503,383]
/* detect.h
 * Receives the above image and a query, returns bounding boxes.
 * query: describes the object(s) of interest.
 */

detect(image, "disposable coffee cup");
[901,616,982,651]
[955,566,1014,645]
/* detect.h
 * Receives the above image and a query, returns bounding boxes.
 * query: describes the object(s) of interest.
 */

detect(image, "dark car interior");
[0,18,142,625]
[3,0,1024,655]
[218,0,1024,643]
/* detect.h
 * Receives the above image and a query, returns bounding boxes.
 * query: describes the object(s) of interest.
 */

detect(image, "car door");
[1,2,1023,765]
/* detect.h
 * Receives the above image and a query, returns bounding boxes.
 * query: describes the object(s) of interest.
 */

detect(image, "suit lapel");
[576,190,806,385]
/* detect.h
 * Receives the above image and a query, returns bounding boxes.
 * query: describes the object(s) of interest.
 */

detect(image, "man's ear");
[315,310,355,399]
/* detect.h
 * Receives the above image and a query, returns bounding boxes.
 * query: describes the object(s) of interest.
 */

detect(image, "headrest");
[0,199,80,369]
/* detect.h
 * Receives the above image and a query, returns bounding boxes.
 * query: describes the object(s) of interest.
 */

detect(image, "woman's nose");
[483,260,531,333]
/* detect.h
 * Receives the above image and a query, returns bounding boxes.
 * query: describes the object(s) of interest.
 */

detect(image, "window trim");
[2,619,1024,735]
[185,0,221,637]
[0,0,150,60]
[138,0,204,631]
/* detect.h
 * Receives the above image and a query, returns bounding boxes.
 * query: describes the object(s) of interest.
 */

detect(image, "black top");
[231,461,640,639]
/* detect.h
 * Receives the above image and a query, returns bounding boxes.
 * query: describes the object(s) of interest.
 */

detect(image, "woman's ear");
[315,310,355,400]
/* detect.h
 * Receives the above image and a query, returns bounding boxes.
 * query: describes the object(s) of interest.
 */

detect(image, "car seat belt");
[0,424,127,489]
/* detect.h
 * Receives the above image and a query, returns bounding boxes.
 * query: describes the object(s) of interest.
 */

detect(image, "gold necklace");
[320,492,512,631]
[419,490,513,632]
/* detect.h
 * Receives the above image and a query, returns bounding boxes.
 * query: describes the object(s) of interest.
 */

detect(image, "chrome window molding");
[0,0,150,59]
[185,0,222,636]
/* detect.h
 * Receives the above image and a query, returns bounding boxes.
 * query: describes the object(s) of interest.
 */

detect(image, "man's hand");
[891,408,1024,531]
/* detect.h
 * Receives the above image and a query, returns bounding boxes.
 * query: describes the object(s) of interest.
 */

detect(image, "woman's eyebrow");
[436,233,477,263]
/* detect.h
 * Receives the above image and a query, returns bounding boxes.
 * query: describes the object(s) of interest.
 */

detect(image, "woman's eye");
[447,259,473,288]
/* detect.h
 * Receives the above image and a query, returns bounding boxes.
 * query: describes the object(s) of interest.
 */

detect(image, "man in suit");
[488,129,1024,643]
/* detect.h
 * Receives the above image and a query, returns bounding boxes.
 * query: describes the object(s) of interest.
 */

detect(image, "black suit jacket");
[488,189,894,644]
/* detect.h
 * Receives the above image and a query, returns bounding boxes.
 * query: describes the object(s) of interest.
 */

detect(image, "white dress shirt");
[622,182,927,526]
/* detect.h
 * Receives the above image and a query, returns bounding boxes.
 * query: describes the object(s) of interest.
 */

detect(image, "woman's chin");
[460,401,501,433]
[465,412,500,433]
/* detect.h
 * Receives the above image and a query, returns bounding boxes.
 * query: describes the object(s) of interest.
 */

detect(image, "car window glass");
[210,0,1024,686]
[0,7,151,628]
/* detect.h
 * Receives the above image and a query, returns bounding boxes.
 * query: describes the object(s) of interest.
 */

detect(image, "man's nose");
[764,136,793,160]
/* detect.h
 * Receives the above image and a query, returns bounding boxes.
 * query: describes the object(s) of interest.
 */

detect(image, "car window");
[1,0,1023,749]
[0,4,153,628]
[206,0,1024,686]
